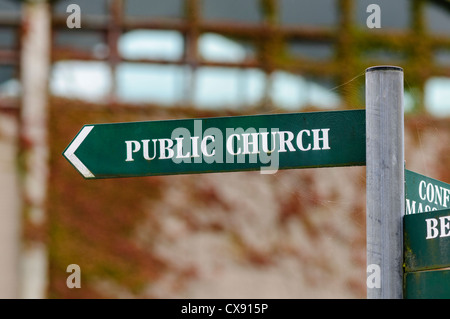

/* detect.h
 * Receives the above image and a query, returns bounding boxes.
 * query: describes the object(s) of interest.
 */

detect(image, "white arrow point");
[63,126,95,178]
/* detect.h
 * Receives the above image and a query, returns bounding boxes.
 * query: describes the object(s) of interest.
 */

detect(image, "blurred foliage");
[46,97,251,298]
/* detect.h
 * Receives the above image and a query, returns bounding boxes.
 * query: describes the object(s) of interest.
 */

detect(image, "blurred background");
[0,0,449,299]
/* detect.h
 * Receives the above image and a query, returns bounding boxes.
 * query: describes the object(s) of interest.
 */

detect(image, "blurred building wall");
[0,0,450,299]
[0,113,20,298]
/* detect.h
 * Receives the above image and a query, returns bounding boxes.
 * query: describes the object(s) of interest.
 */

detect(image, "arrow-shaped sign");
[63,110,366,179]
[405,169,450,215]
[63,125,95,178]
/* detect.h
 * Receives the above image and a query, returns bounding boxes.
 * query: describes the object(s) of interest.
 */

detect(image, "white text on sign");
[406,179,450,214]
[124,120,331,174]
[426,215,450,239]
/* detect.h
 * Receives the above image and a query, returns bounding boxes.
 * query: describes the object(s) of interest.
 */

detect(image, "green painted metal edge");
[404,268,450,299]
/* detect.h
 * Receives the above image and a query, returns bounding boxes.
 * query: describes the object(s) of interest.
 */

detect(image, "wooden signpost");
[63,65,450,299]
[365,66,404,299]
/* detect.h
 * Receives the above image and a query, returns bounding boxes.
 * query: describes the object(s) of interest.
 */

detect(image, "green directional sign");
[405,170,450,215]
[63,109,366,179]
[404,208,450,299]
[404,269,450,299]
[404,208,450,272]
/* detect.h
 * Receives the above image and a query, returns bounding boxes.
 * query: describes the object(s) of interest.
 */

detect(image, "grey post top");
[366,65,404,73]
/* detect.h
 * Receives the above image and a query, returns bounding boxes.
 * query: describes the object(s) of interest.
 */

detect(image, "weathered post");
[366,66,404,299]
